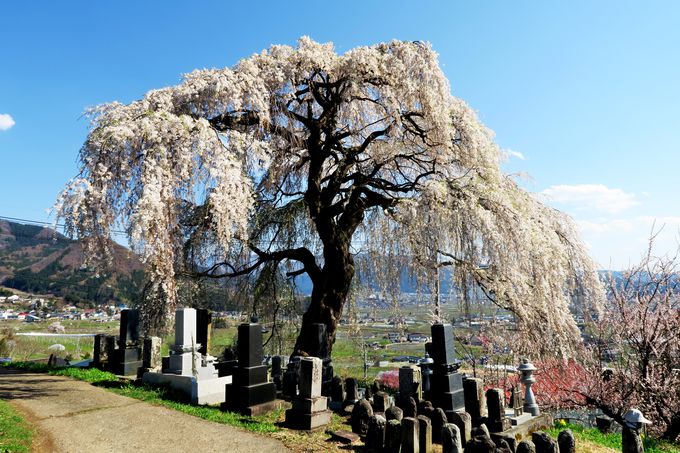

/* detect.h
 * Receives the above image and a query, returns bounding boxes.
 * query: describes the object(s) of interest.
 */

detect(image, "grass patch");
[0,399,33,453]
[548,421,680,453]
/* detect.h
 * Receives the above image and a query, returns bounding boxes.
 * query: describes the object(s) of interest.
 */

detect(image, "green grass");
[548,420,680,453]
[3,362,279,434]
[0,399,34,453]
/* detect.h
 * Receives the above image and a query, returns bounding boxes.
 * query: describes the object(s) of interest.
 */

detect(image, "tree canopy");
[57,37,602,356]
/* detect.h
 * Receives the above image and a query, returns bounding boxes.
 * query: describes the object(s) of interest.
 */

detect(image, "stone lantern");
[419,353,434,398]
[518,358,539,416]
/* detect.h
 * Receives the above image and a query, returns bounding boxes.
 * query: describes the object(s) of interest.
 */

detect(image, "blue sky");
[1,1,679,268]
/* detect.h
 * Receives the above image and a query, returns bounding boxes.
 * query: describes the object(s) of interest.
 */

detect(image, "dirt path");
[0,369,289,453]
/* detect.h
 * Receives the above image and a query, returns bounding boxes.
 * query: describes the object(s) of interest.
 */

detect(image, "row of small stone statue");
[346,385,571,453]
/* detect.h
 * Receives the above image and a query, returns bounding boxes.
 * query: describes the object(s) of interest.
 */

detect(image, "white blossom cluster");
[57,37,602,350]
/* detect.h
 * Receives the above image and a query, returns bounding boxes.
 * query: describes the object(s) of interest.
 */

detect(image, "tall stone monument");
[143,308,231,405]
[223,320,277,415]
[111,309,143,376]
[285,356,332,430]
[429,324,464,417]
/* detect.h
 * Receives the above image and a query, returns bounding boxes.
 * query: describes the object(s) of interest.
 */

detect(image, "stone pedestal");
[143,308,231,405]
[111,309,142,376]
[430,324,464,416]
[286,357,332,430]
[223,321,277,415]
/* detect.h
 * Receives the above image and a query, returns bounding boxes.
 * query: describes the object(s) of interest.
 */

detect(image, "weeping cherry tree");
[57,38,602,358]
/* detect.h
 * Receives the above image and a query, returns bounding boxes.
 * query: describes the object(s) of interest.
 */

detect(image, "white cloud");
[502,148,525,161]
[0,114,15,131]
[575,216,680,269]
[541,184,639,214]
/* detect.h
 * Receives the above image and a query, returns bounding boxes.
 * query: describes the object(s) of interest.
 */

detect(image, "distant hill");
[0,220,145,306]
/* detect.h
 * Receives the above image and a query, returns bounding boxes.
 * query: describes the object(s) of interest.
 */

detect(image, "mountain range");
[0,220,144,306]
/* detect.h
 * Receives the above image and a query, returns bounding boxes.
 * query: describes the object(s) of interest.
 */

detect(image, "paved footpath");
[0,369,289,453]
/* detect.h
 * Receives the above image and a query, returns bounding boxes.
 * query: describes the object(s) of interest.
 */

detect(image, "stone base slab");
[143,371,232,405]
[292,396,328,413]
[285,408,332,430]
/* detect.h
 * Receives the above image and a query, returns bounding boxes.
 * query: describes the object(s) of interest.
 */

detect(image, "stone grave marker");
[463,377,487,425]
[485,388,511,432]
[143,308,230,405]
[401,417,419,453]
[417,415,432,453]
[366,414,387,451]
[285,356,332,430]
[385,419,402,453]
[441,423,462,453]
[111,309,142,376]
[223,320,277,415]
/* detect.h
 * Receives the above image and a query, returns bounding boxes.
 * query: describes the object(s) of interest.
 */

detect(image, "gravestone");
[472,423,491,440]
[558,429,576,453]
[431,407,448,444]
[385,419,402,453]
[401,417,419,453]
[516,439,536,453]
[329,375,344,410]
[485,388,511,432]
[429,324,464,418]
[351,398,374,435]
[463,377,487,425]
[466,436,496,453]
[531,431,558,453]
[305,323,334,395]
[441,423,462,453]
[137,336,162,377]
[417,415,432,453]
[344,377,360,405]
[223,320,277,415]
[111,309,142,376]
[447,411,472,445]
[92,334,113,370]
[282,357,300,398]
[366,414,387,452]
[374,391,390,413]
[387,406,404,422]
[399,366,422,401]
[195,308,212,356]
[402,396,417,418]
[143,308,231,405]
[285,356,332,430]
[271,355,287,391]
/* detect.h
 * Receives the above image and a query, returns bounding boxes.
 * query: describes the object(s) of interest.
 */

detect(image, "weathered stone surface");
[516,439,536,453]
[465,436,496,453]
[485,388,508,432]
[351,398,374,435]
[494,438,512,453]
[400,366,423,401]
[418,400,433,414]
[472,423,491,440]
[401,417,419,453]
[441,423,462,453]
[386,405,404,422]
[431,407,448,444]
[330,430,360,444]
[330,375,344,403]
[366,415,387,452]
[374,391,390,413]
[417,415,432,453]
[142,336,162,370]
[447,411,471,446]
[385,419,402,453]
[298,357,322,399]
[532,431,558,453]
[558,429,576,453]
[402,396,417,418]
[622,426,644,453]
[463,377,487,424]
[345,377,359,404]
